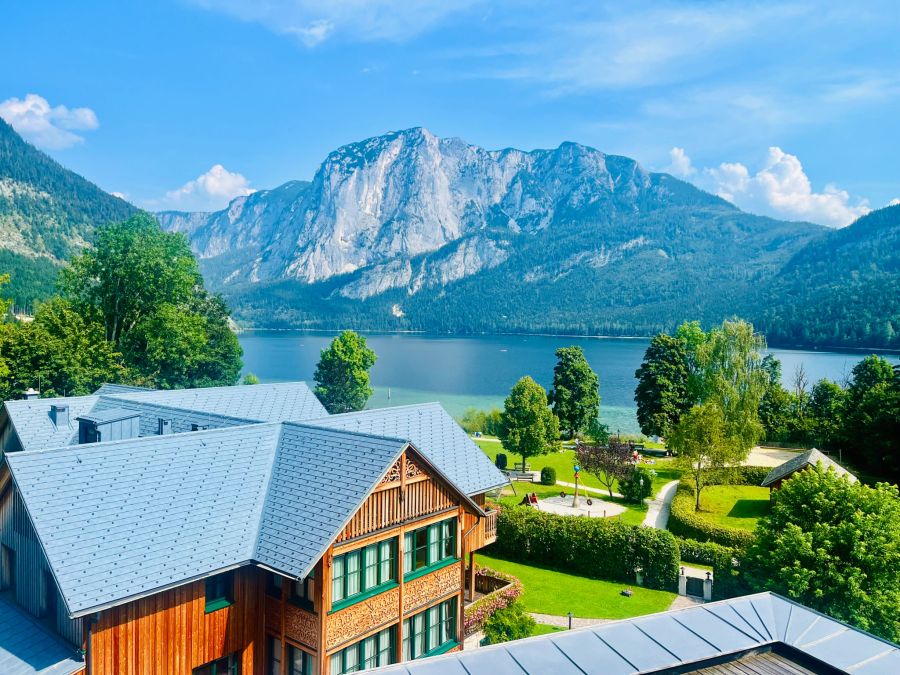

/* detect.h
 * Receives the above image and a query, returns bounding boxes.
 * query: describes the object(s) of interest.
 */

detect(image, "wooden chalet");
[0,383,506,675]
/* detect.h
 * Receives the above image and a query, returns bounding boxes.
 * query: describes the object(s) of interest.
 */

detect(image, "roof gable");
[254,424,409,577]
[761,448,857,487]
[305,403,508,495]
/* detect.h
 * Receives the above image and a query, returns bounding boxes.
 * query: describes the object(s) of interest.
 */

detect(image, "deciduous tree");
[313,330,377,413]
[576,439,632,498]
[669,403,743,510]
[499,376,559,470]
[745,466,900,643]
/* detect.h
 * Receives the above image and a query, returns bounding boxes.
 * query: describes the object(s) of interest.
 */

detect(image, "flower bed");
[463,566,522,636]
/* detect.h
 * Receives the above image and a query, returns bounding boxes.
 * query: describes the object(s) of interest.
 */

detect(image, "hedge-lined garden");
[676,537,750,600]
[667,467,771,548]
[492,504,680,590]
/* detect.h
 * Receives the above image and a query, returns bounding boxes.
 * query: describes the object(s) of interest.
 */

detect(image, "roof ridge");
[98,395,263,424]
[6,421,282,458]
[250,424,287,564]
[284,420,411,445]
[304,401,444,421]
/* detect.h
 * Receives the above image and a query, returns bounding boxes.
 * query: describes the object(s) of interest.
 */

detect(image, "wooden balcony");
[468,508,498,550]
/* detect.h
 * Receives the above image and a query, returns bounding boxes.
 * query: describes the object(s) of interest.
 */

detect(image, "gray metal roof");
[306,403,509,495]
[5,422,421,617]
[4,381,327,452]
[369,592,899,675]
[3,395,99,450]
[762,449,857,487]
[75,407,140,424]
[108,381,328,423]
[92,383,153,395]
[0,598,84,675]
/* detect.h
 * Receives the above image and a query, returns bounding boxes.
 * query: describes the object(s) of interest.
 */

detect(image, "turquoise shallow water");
[239,331,870,435]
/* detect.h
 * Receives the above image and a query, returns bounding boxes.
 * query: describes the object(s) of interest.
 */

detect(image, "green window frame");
[402,599,458,660]
[403,519,457,578]
[193,652,240,675]
[204,571,234,613]
[329,625,395,674]
[331,539,397,611]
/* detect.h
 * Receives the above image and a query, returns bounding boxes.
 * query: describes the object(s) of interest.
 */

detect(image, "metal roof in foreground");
[368,592,899,675]
[0,598,83,675]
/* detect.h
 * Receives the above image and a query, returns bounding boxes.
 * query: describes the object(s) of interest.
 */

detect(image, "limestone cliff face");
[157,127,697,299]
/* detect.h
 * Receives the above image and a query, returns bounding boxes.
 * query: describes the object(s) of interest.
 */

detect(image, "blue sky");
[1,0,898,226]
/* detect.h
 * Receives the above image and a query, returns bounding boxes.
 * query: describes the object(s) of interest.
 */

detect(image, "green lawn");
[696,485,771,531]
[478,554,676,619]
[530,623,565,637]
[477,439,682,499]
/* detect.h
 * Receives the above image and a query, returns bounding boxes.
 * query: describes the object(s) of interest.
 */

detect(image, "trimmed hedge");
[704,466,770,487]
[492,505,679,591]
[540,467,557,485]
[668,481,756,549]
[495,453,508,470]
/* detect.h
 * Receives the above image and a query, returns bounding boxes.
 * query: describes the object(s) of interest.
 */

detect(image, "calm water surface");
[239,331,871,435]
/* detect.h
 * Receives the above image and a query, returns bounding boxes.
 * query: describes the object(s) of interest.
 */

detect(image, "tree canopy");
[499,376,559,469]
[548,345,600,438]
[56,213,242,389]
[745,466,900,642]
[634,333,691,437]
[313,330,377,414]
[576,439,633,497]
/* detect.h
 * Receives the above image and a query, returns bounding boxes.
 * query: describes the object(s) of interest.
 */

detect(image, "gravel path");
[642,480,680,529]
[530,612,614,628]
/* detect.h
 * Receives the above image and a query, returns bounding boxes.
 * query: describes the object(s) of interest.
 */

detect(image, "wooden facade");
[1,446,497,675]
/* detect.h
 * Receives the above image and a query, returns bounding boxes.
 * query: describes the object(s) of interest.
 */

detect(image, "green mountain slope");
[754,204,900,349]
[0,118,136,306]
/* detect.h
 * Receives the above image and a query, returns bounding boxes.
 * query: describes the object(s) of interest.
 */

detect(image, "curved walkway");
[642,480,680,529]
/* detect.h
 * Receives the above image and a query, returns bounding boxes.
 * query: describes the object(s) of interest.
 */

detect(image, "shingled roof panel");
[761,448,856,487]
[305,403,508,495]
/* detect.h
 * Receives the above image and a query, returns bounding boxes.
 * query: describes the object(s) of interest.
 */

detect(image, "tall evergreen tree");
[548,345,600,438]
[313,330,377,414]
[634,333,691,437]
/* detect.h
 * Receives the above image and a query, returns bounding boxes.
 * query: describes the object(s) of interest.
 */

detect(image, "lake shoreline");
[238,327,900,356]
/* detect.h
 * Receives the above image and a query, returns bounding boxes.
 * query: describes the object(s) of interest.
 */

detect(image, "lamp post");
[567,611,573,630]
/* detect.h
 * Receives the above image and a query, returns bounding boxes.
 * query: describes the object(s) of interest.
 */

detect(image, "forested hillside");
[755,205,900,349]
[0,118,136,306]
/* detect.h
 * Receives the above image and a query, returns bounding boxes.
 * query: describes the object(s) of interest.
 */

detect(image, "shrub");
[540,467,557,485]
[667,481,756,549]
[482,600,535,644]
[620,466,655,503]
[464,566,522,636]
[492,504,679,590]
[495,453,508,470]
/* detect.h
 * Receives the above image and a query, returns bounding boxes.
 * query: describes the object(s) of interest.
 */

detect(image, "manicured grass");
[530,623,565,636]
[696,485,771,531]
[478,554,676,619]
[477,440,682,498]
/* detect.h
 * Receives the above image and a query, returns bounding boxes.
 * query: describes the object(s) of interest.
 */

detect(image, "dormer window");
[191,423,209,431]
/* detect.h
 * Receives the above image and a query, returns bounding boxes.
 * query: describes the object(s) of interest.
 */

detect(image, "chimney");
[50,404,69,428]
[24,388,39,400]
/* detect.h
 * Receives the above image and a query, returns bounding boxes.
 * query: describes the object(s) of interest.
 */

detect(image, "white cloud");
[666,147,695,178]
[671,147,870,228]
[889,198,900,206]
[192,0,480,47]
[157,165,255,212]
[0,93,99,149]
[111,191,128,200]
